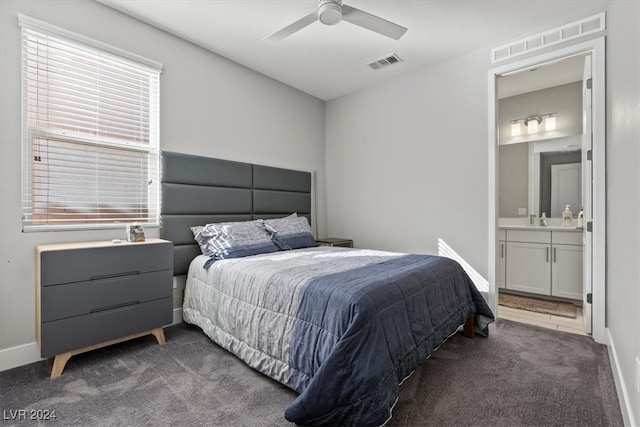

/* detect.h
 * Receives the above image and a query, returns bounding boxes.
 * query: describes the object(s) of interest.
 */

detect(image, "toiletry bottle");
[562,205,573,227]
[540,212,547,227]
[577,209,584,229]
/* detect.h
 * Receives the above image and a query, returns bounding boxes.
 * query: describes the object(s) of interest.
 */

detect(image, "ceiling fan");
[264,0,408,43]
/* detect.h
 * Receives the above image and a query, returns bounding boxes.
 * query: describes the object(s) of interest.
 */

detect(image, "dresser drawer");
[40,297,172,357]
[40,242,172,286]
[40,270,172,322]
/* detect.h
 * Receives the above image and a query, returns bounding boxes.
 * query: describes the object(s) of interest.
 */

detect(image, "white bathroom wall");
[499,81,582,145]
[498,143,529,217]
[0,0,325,369]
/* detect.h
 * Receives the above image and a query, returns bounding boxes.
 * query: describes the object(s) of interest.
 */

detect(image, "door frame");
[487,37,606,344]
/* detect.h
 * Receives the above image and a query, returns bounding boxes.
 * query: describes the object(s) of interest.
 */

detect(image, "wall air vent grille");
[491,12,605,63]
[368,53,403,70]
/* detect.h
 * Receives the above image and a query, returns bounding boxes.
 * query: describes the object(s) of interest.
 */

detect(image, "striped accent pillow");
[192,221,279,263]
[264,215,317,250]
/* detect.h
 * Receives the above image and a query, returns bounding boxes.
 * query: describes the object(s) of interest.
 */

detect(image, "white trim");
[17,13,163,72]
[172,308,183,326]
[491,12,606,63]
[589,37,606,344]
[488,37,607,344]
[0,342,43,372]
[607,329,636,427]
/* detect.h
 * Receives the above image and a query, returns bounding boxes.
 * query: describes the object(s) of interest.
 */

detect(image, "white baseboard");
[607,328,637,427]
[1,310,183,373]
[0,342,44,373]
[172,307,183,325]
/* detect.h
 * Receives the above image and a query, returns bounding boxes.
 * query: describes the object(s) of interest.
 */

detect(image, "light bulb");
[545,116,556,131]
[511,122,521,136]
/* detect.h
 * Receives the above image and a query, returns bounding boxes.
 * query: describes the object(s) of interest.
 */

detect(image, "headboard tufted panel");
[160,151,312,275]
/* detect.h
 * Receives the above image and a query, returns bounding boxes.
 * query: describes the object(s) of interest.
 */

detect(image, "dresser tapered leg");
[151,327,166,345]
[50,352,72,379]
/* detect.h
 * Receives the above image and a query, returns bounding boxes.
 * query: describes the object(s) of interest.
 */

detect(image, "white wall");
[606,1,640,424]
[326,2,639,422]
[0,0,325,367]
[326,48,491,278]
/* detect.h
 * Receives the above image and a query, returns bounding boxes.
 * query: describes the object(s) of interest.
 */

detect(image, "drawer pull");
[90,271,140,282]
[90,301,140,316]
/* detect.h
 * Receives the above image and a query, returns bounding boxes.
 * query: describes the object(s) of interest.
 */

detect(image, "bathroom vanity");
[498,227,583,300]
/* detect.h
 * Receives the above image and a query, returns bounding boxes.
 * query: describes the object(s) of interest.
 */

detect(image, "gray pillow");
[263,215,317,250]
[191,220,279,265]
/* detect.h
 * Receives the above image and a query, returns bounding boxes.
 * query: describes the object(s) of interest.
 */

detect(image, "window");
[19,15,162,231]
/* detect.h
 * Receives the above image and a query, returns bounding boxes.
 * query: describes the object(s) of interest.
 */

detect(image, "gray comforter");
[183,246,494,426]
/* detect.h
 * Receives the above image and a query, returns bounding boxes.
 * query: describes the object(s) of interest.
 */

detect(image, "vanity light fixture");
[525,115,541,133]
[511,113,556,136]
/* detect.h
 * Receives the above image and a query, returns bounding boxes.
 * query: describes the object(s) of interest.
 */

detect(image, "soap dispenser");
[540,213,548,227]
[562,205,573,227]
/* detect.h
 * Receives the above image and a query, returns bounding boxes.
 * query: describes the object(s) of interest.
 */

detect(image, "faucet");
[529,214,536,226]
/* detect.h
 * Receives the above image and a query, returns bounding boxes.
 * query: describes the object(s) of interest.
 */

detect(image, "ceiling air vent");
[368,53,403,70]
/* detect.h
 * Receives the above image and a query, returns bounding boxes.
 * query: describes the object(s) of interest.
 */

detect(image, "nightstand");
[36,238,173,378]
[316,238,354,248]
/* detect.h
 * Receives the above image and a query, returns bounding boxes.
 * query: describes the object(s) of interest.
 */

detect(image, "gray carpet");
[0,319,622,426]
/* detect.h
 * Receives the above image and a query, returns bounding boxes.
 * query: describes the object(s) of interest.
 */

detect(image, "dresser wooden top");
[36,238,171,253]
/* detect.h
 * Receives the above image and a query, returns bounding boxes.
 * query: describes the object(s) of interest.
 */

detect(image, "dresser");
[36,239,173,378]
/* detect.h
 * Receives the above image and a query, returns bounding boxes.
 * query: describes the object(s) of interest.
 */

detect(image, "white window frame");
[19,15,162,231]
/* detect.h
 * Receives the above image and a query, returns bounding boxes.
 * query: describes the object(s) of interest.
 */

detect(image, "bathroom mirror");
[499,137,581,218]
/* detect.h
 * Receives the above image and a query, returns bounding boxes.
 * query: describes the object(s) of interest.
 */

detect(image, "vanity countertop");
[498,225,583,232]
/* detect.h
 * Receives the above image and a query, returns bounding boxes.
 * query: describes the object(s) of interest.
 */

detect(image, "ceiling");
[97,0,608,101]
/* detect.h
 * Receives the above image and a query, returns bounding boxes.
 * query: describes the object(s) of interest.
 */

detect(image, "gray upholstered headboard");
[160,151,312,275]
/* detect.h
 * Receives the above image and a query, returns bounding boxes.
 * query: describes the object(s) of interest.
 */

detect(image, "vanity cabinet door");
[551,243,583,300]
[498,240,506,289]
[506,241,551,295]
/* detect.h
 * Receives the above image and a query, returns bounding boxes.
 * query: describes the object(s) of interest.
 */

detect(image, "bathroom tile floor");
[498,304,587,336]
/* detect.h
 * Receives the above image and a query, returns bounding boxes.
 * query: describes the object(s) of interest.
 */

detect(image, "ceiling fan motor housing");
[318,0,343,25]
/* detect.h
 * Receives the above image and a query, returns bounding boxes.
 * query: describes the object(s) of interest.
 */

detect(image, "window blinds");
[20,16,161,230]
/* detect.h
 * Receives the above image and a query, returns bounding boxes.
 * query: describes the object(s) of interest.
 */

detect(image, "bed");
[160,151,494,426]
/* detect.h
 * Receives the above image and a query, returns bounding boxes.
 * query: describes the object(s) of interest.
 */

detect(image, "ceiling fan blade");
[342,4,407,40]
[263,11,318,43]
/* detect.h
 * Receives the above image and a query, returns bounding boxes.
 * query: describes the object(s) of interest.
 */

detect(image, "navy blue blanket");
[284,254,494,426]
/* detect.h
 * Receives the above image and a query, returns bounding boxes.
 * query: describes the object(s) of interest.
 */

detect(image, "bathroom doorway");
[488,37,606,344]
